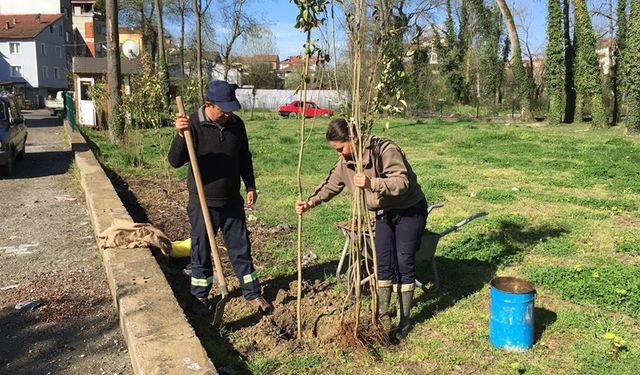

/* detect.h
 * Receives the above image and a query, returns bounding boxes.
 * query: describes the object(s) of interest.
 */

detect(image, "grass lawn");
[83,116,640,374]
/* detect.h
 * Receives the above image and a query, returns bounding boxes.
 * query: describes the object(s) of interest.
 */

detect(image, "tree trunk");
[180,8,185,82]
[106,0,123,143]
[193,0,204,103]
[223,52,230,81]
[563,0,576,123]
[496,0,532,120]
[609,0,618,124]
[153,0,170,104]
[154,0,165,71]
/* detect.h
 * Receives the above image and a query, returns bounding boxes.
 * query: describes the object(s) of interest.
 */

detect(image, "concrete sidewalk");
[64,121,217,375]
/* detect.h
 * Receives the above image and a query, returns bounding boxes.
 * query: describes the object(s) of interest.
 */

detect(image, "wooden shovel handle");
[176,97,228,295]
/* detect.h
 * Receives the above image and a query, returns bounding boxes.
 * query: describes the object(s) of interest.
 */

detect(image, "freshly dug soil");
[115,176,378,372]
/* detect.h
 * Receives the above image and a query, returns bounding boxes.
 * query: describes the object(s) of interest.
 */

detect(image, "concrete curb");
[64,122,217,375]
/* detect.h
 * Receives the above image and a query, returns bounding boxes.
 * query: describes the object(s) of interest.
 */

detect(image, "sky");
[254,0,550,60]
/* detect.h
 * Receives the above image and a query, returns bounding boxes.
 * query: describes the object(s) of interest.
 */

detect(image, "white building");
[0,0,73,55]
[0,14,68,107]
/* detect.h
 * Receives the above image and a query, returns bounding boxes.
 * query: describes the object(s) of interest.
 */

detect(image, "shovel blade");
[211,296,227,328]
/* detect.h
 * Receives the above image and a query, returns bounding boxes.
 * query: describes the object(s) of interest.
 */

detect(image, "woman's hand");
[175,114,189,137]
[296,200,313,215]
[353,172,372,189]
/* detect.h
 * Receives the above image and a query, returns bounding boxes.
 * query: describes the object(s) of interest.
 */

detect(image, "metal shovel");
[176,96,228,327]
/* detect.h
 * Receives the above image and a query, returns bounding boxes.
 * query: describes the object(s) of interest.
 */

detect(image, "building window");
[54,67,61,80]
[80,81,92,100]
[9,42,20,54]
[63,7,69,18]
[59,25,63,37]
[40,43,46,56]
[42,66,48,78]
[66,31,70,43]
[56,46,62,58]
[10,66,22,77]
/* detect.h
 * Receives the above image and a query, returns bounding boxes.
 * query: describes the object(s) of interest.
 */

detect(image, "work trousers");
[375,198,428,286]
[187,200,261,300]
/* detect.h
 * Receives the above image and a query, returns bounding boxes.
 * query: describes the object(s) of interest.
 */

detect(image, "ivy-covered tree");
[563,0,576,123]
[459,0,471,104]
[406,30,445,114]
[478,5,505,111]
[612,0,628,125]
[573,0,607,126]
[624,0,640,131]
[371,0,409,116]
[433,0,467,104]
[546,0,564,124]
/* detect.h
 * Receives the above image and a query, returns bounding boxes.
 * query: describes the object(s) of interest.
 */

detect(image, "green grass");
[83,117,640,374]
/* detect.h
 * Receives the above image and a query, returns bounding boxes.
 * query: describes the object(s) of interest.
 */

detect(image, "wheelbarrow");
[336,203,488,292]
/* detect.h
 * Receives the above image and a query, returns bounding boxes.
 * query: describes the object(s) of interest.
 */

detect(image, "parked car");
[44,90,65,117]
[278,100,334,118]
[0,94,27,176]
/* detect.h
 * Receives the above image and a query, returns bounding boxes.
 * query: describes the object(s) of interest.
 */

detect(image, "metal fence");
[235,89,347,111]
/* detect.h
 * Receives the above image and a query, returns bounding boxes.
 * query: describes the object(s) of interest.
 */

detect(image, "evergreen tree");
[573,0,608,126]
[459,0,471,104]
[563,0,576,123]
[625,0,640,131]
[546,0,565,124]
[612,0,628,124]
[407,39,436,113]
[478,5,505,111]
[433,0,467,104]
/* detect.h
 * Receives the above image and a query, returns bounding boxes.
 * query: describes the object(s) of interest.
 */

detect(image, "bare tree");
[218,0,260,80]
[192,0,213,103]
[120,0,158,60]
[106,0,123,142]
[167,0,192,82]
[496,0,532,119]
[239,27,280,91]
[153,0,170,103]
[514,3,545,107]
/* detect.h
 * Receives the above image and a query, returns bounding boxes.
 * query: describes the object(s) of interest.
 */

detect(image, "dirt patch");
[115,175,388,370]
[3,269,112,323]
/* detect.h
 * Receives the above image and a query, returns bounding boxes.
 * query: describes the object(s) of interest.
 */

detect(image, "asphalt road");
[0,110,132,375]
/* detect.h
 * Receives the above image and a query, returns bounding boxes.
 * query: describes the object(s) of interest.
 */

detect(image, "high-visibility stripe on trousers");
[187,200,261,300]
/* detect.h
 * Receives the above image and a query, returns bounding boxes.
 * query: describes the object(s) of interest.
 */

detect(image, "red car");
[278,100,334,118]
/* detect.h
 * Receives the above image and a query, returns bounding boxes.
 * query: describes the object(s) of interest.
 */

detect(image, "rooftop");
[0,14,64,40]
[73,57,140,75]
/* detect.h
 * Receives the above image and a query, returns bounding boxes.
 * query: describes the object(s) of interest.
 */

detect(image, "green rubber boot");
[390,287,414,341]
[376,285,392,328]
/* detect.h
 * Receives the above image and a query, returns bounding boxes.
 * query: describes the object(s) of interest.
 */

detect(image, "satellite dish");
[122,40,140,59]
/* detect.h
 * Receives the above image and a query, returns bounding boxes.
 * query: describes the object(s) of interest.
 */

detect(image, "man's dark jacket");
[168,106,255,207]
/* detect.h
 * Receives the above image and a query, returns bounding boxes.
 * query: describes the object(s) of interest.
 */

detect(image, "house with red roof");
[0,13,69,107]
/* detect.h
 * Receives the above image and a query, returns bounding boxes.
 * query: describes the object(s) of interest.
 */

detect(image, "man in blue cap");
[168,80,272,316]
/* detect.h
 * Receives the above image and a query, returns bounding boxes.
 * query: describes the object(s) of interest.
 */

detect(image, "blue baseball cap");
[207,80,241,112]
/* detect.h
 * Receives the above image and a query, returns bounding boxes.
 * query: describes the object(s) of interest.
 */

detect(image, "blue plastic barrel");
[489,276,536,350]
